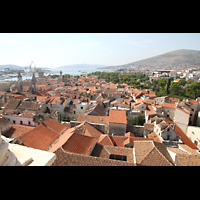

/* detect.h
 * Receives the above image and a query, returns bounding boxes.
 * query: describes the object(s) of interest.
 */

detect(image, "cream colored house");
[186,126,200,149]
[174,107,190,134]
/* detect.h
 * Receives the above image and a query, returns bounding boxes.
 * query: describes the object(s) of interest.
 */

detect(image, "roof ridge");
[41,122,58,135]
[154,143,174,166]
[108,135,117,146]
[138,142,155,164]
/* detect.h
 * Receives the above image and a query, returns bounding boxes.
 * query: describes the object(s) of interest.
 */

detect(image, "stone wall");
[127,125,144,137]
[109,123,126,136]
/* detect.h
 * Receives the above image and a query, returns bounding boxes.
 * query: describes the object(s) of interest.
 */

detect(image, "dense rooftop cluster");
[1,71,200,166]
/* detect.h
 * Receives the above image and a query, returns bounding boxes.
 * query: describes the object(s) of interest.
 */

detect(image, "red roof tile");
[162,102,176,109]
[5,124,35,138]
[62,133,97,155]
[18,124,60,151]
[109,109,127,124]
[43,118,67,135]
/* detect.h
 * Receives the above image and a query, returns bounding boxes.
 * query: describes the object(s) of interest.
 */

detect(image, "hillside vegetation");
[90,71,200,100]
[115,49,200,69]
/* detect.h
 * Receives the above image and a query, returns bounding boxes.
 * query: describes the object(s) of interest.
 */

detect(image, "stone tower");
[31,72,38,92]
[18,72,22,81]
[59,70,63,82]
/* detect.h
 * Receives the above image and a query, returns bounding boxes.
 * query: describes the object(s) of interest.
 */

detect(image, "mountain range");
[1,49,200,72]
[114,49,200,69]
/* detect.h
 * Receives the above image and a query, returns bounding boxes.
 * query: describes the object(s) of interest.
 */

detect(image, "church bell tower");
[31,72,38,92]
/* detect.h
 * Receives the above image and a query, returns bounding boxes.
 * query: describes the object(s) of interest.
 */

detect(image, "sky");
[0,33,200,68]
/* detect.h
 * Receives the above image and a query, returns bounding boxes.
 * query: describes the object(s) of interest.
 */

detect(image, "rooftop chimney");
[116,106,118,110]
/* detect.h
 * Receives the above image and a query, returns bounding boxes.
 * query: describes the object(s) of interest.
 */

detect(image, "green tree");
[169,82,182,96]
[185,82,200,99]
[128,115,145,126]
[186,79,195,85]
[178,78,186,87]
[158,78,167,89]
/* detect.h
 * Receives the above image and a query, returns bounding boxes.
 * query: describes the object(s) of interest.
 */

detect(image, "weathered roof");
[0,116,11,128]
[5,124,35,138]
[176,154,200,166]
[86,103,107,116]
[134,140,174,166]
[51,147,134,166]
[17,101,46,111]
[5,99,21,110]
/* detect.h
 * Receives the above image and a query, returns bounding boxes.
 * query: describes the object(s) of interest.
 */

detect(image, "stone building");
[108,109,127,136]
[76,108,127,136]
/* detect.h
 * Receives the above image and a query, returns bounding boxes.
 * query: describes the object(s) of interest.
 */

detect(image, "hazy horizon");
[0,33,200,68]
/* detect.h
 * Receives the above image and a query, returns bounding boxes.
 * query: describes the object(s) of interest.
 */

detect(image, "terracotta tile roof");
[52,147,134,166]
[147,132,162,143]
[83,122,103,140]
[48,126,75,153]
[162,102,176,109]
[189,99,198,105]
[167,146,189,155]
[5,99,21,110]
[86,103,106,116]
[17,101,46,111]
[125,132,135,137]
[134,140,174,166]
[178,144,200,156]
[169,97,180,103]
[61,132,97,155]
[176,154,200,166]
[98,134,115,146]
[20,110,36,118]
[174,78,180,82]
[62,122,70,129]
[43,118,67,135]
[18,124,60,151]
[143,99,154,104]
[5,124,35,138]
[98,134,152,147]
[109,109,127,124]
[103,145,134,162]
[148,105,154,111]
